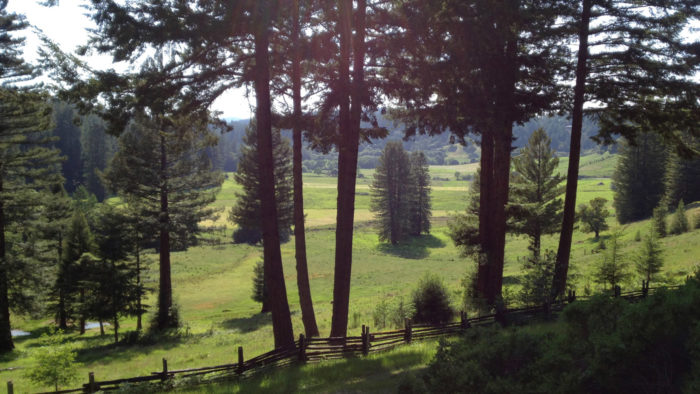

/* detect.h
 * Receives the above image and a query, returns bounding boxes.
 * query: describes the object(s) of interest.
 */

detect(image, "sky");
[7,0,254,120]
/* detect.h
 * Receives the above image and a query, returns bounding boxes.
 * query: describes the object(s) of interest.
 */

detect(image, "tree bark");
[57,232,67,329]
[157,132,174,330]
[0,179,13,352]
[135,243,142,331]
[330,0,364,339]
[79,288,85,334]
[553,0,591,300]
[476,129,494,303]
[254,1,295,349]
[292,0,319,338]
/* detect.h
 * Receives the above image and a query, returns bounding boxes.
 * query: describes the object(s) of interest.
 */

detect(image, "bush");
[232,227,262,245]
[25,330,79,392]
[412,273,454,325]
[421,278,700,393]
[669,200,689,235]
[389,297,413,328]
[372,298,389,329]
[518,251,555,307]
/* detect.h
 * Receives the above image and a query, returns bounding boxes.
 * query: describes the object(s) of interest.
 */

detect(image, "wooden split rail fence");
[11,284,680,394]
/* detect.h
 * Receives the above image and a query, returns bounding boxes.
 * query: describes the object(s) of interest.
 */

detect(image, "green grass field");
[4,153,700,393]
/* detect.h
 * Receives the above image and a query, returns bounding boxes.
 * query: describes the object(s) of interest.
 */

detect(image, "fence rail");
[14,284,681,394]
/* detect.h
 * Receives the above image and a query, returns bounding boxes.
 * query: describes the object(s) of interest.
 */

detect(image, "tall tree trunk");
[157,133,174,330]
[0,180,14,352]
[254,0,295,349]
[330,0,364,338]
[489,127,513,305]
[553,0,591,299]
[476,130,494,303]
[57,233,67,329]
[79,288,85,334]
[99,320,104,336]
[113,315,119,343]
[292,0,319,338]
[135,244,142,331]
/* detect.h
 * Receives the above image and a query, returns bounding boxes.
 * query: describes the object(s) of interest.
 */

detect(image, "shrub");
[232,227,262,245]
[412,273,454,325]
[669,200,689,235]
[653,204,668,237]
[25,330,79,392]
[518,251,556,307]
[372,298,389,329]
[389,297,413,328]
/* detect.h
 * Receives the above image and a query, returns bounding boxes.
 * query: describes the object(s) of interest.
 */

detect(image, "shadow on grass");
[502,275,521,285]
[221,313,271,333]
[377,234,446,259]
[188,349,428,394]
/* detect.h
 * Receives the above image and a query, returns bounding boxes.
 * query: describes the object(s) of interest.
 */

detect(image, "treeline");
[614,132,700,225]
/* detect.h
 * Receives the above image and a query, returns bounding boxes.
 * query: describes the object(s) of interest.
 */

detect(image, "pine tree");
[509,128,565,258]
[636,228,663,284]
[370,141,412,244]
[669,200,689,235]
[593,230,630,291]
[578,198,609,240]
[652,205,668,238]
[0,1,63,351]
[448,168,481,258]
[408,151,431,236]
[102,112,223,330]
[57,211,96,335]
[664,138,700,208]
[50,102,83,193]
[612,133,667,224]
[228,123,293,244]
[80,115,114,202]
[251,260,266,305]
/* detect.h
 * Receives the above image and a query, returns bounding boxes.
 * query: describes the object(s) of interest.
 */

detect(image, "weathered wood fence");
[11,284,680,394]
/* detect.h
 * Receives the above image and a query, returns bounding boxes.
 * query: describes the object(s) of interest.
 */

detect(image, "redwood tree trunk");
[254,1,295,349]
[136,244,142,331]
[157,133,174,330]
[0,181,13,352]
[476,129,494,303]
[553,0,591,300]
[292,0,319,338]
[330,0,364,339]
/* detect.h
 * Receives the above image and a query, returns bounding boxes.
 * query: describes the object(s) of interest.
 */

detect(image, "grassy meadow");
[4,152,700,392]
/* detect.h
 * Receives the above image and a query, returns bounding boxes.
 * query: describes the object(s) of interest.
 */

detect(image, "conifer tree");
[669,200,689,235]
[102,112,222,330]
[448,169,481,258]
[408,151,431,236]
[50,102,83,193]
[612,133,667,224]
[228,123,293,244]
[652,205,668,238]
[370,141,412,244]
[636,228,663,284]
[509,129,565,258]
[594,230,630,291]
[0,1,63,351]
[664,137,700,208]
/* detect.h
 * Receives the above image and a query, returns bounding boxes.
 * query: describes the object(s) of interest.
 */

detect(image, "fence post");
[7,381,13,394]
[404,318,412,344]
[298,334,306,363]
[161,358,168,382]
[362,326,370,356]
[237,346,244,374]
[460,311,471,329]
[88,372,96,393]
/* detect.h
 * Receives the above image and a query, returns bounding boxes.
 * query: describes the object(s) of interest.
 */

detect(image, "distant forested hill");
[215,114,607,173]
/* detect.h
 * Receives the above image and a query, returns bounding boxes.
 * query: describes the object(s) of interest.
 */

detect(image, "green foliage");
[653,204,668,237]
[232,227,262,245]
[25,330,78,392]
[411,274,454,325]
[370,141,412,244]
[372,298,389,329]
[251,260,266,305]
[636,228,664,284]
[578,197,610,239]
[695,212,700,230]
[509,128,565,257]
[612,133,666,224]
[422,279,700,393]
[228,123,293,244]
[664,138,700,208]
[518,250,556,307]
[448,168,481,257]
[634,229,641,242]
[593,230,630,290]
[408,151,432,236]
[669,200,690,235]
